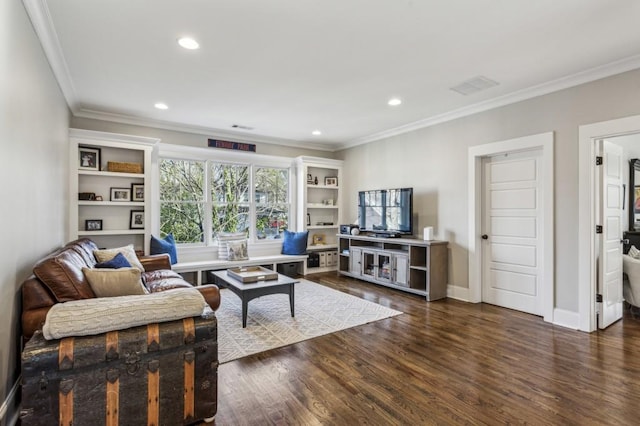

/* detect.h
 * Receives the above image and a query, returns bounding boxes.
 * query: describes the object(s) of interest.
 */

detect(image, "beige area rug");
[216,279,402,363]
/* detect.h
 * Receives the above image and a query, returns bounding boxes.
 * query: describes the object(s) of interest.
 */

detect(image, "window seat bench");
[172,254,308,285]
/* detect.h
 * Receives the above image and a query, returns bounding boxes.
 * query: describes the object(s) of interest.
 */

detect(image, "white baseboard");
[0,376,20,425]
[447,284,471,302]
[552,308,581,330]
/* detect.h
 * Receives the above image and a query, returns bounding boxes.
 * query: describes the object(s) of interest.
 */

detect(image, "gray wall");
[337,68,640,313]
[0,1,70,423]
[70,117,337,159]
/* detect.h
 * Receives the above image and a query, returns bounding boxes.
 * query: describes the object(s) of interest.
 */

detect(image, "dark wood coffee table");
[210,270,299,328]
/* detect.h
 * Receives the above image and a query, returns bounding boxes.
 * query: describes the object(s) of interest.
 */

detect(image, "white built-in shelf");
[307,225,339,230]
[307,204,339,209]
[78,170,144,179]
[307,184,339,190]
[78,230,145,236]
[78,201,145,207]
[308,244,338,251]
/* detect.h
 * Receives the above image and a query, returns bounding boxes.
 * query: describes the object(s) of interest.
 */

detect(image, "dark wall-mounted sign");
[208,139,256,152]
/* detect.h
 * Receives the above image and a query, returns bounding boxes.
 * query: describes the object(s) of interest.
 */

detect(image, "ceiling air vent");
[450,76,499,96]
[231,124,254,131]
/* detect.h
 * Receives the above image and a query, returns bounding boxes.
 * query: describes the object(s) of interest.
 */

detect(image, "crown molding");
[339,54,640,150]
[74,107,337,152]
[23,0,81,114]
[25,0,640,153]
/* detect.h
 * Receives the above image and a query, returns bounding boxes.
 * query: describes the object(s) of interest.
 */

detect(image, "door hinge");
[596,156,603,165]
[595,225,603,234]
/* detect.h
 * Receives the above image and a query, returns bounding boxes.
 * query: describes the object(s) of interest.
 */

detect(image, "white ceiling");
[25,0,640,151]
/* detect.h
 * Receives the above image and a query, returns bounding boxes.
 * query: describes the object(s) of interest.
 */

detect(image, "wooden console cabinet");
[338,234,448,301]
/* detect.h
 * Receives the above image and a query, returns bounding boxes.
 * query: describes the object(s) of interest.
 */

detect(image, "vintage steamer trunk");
[21,316,218,425]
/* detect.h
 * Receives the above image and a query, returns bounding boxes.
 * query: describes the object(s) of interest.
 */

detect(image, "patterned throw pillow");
[629,245,640,259]
[217,232,246,260]
[227,239,249,261]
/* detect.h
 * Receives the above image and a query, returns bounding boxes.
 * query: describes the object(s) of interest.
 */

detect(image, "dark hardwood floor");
[213,272,640,425]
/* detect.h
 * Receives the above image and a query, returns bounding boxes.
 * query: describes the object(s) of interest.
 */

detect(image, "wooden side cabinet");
[338,234,448,301]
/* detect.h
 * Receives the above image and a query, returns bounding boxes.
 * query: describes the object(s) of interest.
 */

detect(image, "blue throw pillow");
[150,234,178,264]
[95,252,132,269]
[281,230,308,255]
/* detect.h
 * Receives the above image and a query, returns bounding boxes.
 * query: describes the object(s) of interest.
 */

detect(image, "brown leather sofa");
[21,238,221,341]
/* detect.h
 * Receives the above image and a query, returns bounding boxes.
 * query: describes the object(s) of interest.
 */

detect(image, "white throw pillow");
[217,232,246,260]
[83,267,148,297]
[629,245,640,260]
[94,244,145,271]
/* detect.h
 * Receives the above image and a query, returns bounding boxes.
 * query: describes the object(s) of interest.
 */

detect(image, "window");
[210,163,250,237]
[255,167,289,240]
[159,156,291,246]
[159,159,205,244]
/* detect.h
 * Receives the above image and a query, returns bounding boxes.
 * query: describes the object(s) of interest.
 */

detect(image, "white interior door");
[598,140,624,329]
[482,149,542,315]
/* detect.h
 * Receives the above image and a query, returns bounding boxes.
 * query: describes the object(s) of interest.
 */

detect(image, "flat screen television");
[358,187,413,236]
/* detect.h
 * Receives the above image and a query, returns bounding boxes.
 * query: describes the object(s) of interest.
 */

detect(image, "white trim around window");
[155,143,297,257]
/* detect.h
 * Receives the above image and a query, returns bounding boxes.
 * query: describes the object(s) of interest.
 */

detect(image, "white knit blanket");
[42,288,206,340]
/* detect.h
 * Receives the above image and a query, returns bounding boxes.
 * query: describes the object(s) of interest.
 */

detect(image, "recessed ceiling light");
[154,102,169,110]
[388,98,402,106]
[177,37,199,50]
[312,130,322,136]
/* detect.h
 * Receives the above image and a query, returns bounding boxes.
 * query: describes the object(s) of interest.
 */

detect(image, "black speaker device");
[340,224,359,235]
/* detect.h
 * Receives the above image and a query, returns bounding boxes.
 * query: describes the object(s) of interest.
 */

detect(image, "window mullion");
[204,160,212,246]
[249,165,256,243]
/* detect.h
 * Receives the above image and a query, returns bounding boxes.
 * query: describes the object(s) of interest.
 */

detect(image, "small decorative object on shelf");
[85,219,102,231]
[324,176,338,186]
[307,213,311,226]
[312,234,326,245]
[110,187,131,201]
[78,146,101,171]
[314,176,318,185]
[131,183,144,202]
[94,195,103,201]
[307,173,313,184]
[78,192,96,201]
[129,210,144,229]
[107,161,143,174]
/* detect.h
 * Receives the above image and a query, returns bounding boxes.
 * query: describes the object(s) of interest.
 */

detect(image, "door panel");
[598,140,624,328]
[491,217,537,238]
[482,149,542,315]
[491,188,537,209]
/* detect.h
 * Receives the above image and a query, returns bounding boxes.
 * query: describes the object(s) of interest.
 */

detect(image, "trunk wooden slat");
[21,316,218,425]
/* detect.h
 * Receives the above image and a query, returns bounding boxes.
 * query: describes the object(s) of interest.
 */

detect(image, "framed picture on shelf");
[324,176,338,186]
[312,233,326,245]
[131,183,144,202]
[129,210,145,229]
[110,187,131,202]
[78,146,101,171]
[85,219,102,231]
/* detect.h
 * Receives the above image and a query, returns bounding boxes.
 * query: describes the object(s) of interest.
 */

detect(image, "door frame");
[468,132,554,323]
[578,115,640,331]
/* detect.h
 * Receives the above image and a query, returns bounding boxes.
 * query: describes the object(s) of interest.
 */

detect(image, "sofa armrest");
[197,284,221,311]
[139,254,171,272]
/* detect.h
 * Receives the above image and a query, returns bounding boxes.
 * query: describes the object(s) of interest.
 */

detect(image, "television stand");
[337,234,448,301]
[374,233,396,238]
